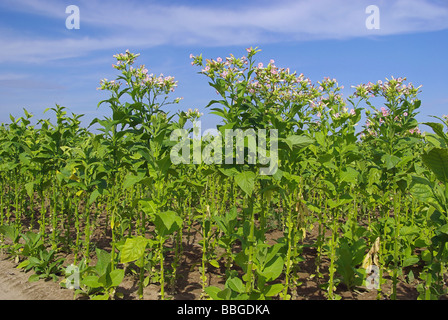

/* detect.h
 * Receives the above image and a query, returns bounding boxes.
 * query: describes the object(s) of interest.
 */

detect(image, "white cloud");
[0,0,447,63]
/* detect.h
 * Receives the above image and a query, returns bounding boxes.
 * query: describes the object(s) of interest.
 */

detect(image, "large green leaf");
[340,167,359,184]
[402,256,420,268]
[0,225,19,242]
[410,177,434,202]
[422,147,448,183]
[258,255,284,282]
[437,223,448,235]
[423,122,448,144]
[82,275,102,288]
[226,277,245,294]
[283,135,314,150]
[122,172,146,190]
[382,154,401,170]
[95,248,111,275]
[328,194,353,209]
[234,171,256,196]
[120,236,149,264]
[154,211,183,237]
[263,283,284,297]
[204,286,223,300]
[109,269,125,287]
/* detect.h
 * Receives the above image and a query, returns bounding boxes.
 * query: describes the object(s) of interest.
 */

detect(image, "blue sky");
[0,0,447,132]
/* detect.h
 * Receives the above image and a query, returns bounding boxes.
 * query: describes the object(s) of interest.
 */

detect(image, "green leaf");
[120,236,149,264]
[400,226,420,237]
[25,182,34,199]
[402,256,420,268]
[90,294,110,300]
[422,147,448,183]
[437,224,448,235]
[234,171,256,196]
[284,135,314,150]
[28,274,41,283]
[109,269,125,287]
[259,255,284,282]
[0,225,19,242]
[216,287,232,300]
[88,189,101,206]
[328,194,353,209]
[423,122,448,144]
[17,260,30,269]
[218,167,240,177]
[82,275,102,288]
[95,248,111,275]
[139,199,158,215]
[315,131,327,148]
[340,167,359,184]
[122,172,146,190]
[382,154,401,170]
[263,283,284,297]
[154,211,183,237]
[410,179,434,203]
[209,259,220,268]
[204,286,223,300]
[368,167,381,186]
[226,277,245,294]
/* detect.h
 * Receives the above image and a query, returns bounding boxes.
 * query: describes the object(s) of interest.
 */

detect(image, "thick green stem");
[391,190,401,300]
[282,195,293,300]
[245,196,255,294]
[159,236,165,300]
[328,208,338,300]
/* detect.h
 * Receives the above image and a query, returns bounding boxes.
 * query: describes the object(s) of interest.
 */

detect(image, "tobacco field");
[0,48,447,300]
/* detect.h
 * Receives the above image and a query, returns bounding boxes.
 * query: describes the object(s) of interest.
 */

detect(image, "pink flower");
[403,112,408,117]
[270,59,275,64]
[258,62,263,69]
[217,57,223,63]
[350,109,356,116]
[189,53,194,59]
[317,112,322,118]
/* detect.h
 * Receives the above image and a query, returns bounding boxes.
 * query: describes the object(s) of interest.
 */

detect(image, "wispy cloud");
[1,0,447,63]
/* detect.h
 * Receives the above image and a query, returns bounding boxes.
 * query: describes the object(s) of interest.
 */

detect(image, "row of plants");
[0,48,447,300]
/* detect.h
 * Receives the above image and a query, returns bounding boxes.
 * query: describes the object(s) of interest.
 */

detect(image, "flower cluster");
[191,48,323,108]
[142,72,178,94]
[250,60,320,104]
[99,50,181,102]
[112,49,140,70]
[186,108,203,120]
[409,127,421,135]
[361,106,422,140]
[352,77,422,101]
[97,78,121,91]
